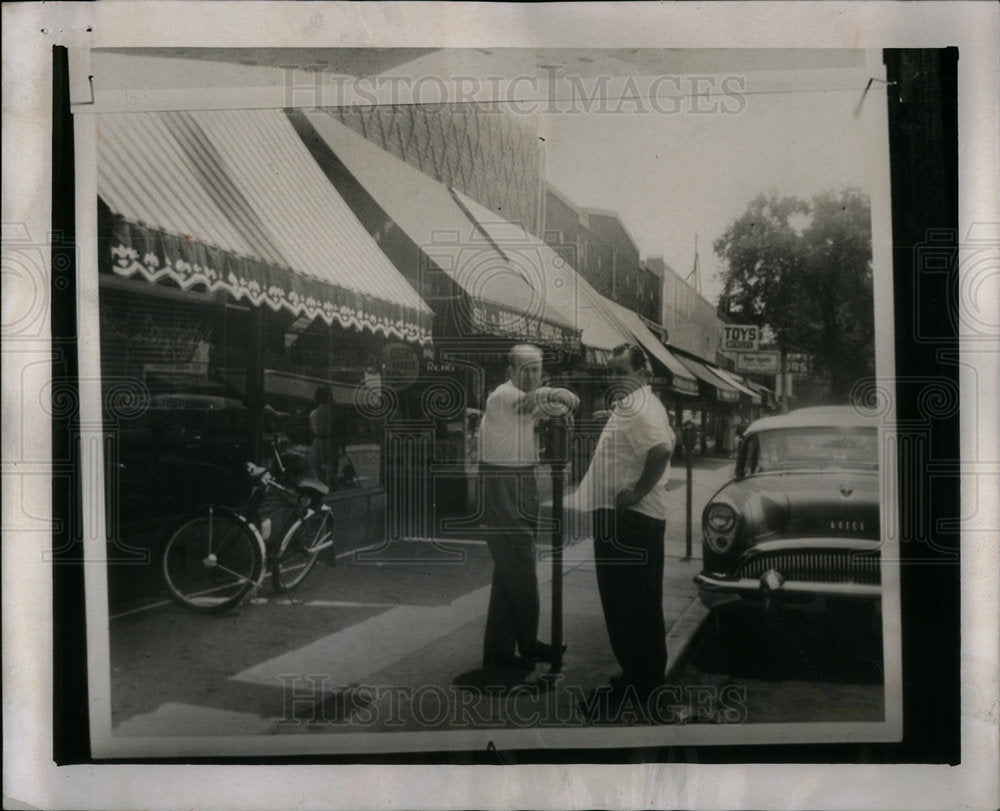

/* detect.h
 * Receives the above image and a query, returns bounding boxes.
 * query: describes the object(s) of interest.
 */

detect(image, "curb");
[664,596,710,682]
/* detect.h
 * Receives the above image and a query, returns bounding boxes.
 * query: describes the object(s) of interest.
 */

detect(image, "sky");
[538,61,884,304]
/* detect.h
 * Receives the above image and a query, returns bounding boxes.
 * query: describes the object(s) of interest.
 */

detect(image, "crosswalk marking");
[232,555,587,688]
[231,582,494,687]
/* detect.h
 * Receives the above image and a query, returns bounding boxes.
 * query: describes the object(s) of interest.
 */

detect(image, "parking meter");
[540,415,570,674]
[682,420,698,453]
[682,420,697,558]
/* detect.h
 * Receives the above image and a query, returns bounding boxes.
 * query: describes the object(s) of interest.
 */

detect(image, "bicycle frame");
[272,504,336,560]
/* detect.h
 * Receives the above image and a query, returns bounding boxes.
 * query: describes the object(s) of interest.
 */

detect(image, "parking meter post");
[682,421,697,560]
[685,454,693,559]
[546,417,568,675]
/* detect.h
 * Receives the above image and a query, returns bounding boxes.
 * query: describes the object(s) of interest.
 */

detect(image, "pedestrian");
[575,343,676,707]
[309,385,335,487]
[478,344,579,676]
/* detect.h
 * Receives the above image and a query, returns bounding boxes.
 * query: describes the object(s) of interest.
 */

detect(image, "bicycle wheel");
[271,510,331,593]
[161,507,265,613]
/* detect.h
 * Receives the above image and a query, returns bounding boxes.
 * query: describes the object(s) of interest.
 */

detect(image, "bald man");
[478,344,579,674]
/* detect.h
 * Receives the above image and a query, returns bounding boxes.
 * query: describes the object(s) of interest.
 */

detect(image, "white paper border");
[3,2,997,809]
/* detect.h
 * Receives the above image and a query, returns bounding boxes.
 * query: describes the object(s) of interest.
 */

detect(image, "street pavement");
[109,456,736,738]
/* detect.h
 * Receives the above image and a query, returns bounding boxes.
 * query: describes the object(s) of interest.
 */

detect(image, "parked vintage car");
[112,393,289,520]
[694,406,882,615]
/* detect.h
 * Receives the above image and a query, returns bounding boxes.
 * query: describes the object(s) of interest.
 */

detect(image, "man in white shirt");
[478,344,579,674]
[576,343,676,705]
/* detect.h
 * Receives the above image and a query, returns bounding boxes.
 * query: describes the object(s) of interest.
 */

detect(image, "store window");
[257,310,387,492]
[100,278,251,523]
[100,277,391,532]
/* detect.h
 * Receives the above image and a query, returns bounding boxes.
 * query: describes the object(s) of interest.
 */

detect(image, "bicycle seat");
[297,477,329,497]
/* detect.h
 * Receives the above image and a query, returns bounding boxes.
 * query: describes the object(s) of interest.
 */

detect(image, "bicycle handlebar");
[245,461,312,499]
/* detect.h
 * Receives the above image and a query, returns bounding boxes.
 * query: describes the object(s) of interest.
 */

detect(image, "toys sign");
[721,324,761,351]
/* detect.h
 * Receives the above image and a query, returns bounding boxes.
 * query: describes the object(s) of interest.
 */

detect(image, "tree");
[714,189,875,403]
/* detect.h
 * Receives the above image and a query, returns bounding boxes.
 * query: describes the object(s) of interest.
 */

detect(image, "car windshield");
[745,427,878,474]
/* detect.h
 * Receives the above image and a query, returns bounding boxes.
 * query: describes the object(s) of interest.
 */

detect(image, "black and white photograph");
[81,44,906,755]
[3,2,998,809]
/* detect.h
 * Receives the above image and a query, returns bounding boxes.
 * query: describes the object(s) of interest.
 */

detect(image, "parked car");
[112,393,287,520]
[694,406,882,616]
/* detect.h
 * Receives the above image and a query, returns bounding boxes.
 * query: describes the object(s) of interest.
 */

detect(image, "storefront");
[711,365,764,422]
[291,109,592,521]
[97,109,434,542]
[669,348,742,456]
[442,188,702,485]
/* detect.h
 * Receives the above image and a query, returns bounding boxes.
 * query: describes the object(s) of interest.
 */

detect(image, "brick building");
[647,255,724,360]
[543,185,662,323]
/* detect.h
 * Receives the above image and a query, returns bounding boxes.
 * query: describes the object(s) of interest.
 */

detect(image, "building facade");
[328,103,543,235]
[543,186,662,323]
[653,255,725,360]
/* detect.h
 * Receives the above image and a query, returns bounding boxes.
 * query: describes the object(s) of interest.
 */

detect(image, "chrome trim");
[695,571,881,598]
[749,538,881,553]
[738,546,880,586]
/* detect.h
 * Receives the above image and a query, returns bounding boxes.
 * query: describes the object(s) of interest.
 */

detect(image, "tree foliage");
[714,189,875,402]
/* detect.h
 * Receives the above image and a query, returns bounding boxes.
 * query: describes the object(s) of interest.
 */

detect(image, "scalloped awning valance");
[97,109,434,344]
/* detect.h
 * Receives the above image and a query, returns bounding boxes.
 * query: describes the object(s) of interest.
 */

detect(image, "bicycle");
[159,445,336,613]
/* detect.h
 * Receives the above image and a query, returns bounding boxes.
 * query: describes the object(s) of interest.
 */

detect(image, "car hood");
[735,470,880,542]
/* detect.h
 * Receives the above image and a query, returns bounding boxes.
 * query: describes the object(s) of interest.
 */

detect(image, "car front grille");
[738,550,880,585]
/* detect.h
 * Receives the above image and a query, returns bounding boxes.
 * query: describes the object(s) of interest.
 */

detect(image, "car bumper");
[694,571,881,610]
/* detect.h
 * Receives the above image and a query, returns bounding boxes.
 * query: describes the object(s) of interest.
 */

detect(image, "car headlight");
[704,503,737,554]
[707,503,736,532]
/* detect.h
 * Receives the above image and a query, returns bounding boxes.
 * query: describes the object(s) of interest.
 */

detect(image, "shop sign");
[101,305,214,363]
[785,353,812,375]
[735,350,780,374]
[470,301,574,347]
[381,342,421,391]
[720,324,761,351]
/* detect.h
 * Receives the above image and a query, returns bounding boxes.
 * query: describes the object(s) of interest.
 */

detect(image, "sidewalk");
[274,456,736,733]
[112,457,736,738]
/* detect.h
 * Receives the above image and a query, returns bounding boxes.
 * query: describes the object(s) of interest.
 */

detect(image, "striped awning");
[296,109,579,350]
[711,366,762,404]
[440,188,699,396]
[744,378,777,409]
[598,298,700,396]
[97,109,434,344]
[673,353,741,403]
[446,189,632,361]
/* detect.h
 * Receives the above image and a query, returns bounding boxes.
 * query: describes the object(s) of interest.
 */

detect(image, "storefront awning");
[297,110,579,350]
[711,366,762,404]
[445,189,632,362]
[744,378,777,409]
[97,109,434,344]
[428,186,699,397]
[673,353,741,403]
[594,299,700,395]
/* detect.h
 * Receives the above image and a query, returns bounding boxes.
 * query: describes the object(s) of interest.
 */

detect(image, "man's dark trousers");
[592,507,667,695]
[481,463,539,664]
